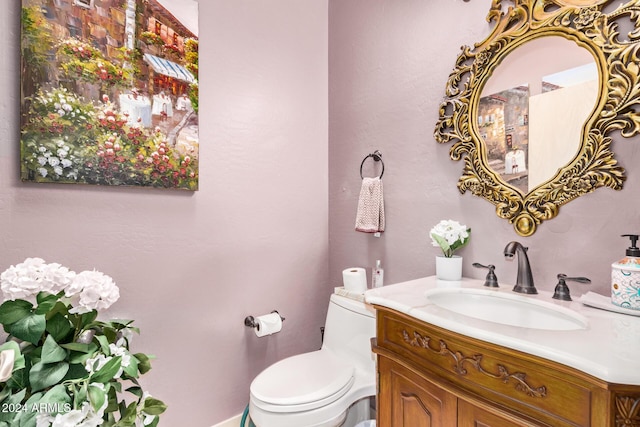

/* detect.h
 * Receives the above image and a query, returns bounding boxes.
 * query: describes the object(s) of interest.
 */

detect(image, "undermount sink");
[424,287,588,331]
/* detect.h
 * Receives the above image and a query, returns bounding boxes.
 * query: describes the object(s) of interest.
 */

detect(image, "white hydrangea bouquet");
[0,258,166,427]
[430,219,471,258]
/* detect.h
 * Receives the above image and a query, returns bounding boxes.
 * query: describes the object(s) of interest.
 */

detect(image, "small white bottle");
[373,260,384,288]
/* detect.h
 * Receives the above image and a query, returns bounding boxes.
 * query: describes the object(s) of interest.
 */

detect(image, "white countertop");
[364,276,640,385]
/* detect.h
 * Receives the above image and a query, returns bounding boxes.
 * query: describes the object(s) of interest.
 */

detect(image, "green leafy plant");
[20,6,54,100]
[0,258,166,427]
[430,219,471,258]
[139,32,164,47]
[56,38,130,90]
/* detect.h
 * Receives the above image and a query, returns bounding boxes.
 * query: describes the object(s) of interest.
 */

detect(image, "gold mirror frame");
[434,0,640,236]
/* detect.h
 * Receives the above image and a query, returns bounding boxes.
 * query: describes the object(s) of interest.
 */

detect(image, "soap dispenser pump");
[611,234,640,310]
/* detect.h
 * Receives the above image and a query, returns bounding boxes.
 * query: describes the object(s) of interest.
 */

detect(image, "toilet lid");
[250,350,354,409]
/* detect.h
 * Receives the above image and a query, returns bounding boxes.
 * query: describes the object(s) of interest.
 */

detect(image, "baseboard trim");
[212,413,243,427]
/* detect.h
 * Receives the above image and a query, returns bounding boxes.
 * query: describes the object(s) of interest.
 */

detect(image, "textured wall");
[0,0,328,425]
[328,0,640,296]
[4,0,640,424]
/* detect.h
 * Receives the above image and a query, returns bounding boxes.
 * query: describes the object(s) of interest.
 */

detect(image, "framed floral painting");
[20,0,199,190]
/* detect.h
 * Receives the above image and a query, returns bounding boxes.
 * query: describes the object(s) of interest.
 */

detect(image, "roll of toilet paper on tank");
[342,267,367,293]
[254,312,283,337]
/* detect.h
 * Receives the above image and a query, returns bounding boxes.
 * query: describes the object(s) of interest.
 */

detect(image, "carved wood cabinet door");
[378,356,457,427]
[457,400,539,427]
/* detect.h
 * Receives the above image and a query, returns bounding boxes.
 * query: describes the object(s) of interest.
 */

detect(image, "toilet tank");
[322,293,376,371]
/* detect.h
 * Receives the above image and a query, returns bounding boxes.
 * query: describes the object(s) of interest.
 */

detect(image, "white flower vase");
[436,255,463,281]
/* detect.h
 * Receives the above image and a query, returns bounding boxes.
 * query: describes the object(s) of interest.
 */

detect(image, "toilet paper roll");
[342,267,367,294]
[254,312,283,337]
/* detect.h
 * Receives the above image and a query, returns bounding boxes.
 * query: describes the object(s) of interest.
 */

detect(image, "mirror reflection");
[478,36,598,194]
[434,1,636,236]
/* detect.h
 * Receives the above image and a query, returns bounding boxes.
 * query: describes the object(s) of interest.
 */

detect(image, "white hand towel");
[579,291,640,317]
[355,177,385,233]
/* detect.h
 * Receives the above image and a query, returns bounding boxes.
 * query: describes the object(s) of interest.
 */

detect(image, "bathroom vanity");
[365,277,640,426]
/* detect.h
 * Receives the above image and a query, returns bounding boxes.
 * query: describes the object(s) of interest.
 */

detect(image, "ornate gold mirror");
[434,0,640,236]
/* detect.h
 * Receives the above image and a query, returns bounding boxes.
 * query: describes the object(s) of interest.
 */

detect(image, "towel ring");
[360,150,384,179]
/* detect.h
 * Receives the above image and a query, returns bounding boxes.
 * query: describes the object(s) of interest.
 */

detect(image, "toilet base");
[249,395,374,427]
[340,397,373,427]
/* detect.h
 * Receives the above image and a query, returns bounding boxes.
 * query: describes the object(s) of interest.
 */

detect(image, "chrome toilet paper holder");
[244,311,285,330]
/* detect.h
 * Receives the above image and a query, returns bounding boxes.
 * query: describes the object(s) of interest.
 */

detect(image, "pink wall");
[0,0,328,425]
[4,0,640,425]
[329,0,640,296]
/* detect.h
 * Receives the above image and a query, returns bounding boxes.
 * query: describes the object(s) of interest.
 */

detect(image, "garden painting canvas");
[20,0,199,190]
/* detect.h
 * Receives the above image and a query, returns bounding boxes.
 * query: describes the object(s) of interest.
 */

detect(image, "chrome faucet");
[504,241,537,294]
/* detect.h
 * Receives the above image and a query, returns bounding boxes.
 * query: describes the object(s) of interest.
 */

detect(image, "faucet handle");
[552,274,591,301]
[472,263,499,288]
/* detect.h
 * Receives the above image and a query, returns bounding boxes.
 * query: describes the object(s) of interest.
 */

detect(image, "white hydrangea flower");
[66,270,120,314]
[39,262,76,294]
[430,220,471,258]
[0,258,75,302]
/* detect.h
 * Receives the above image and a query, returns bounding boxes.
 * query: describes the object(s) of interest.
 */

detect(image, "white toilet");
[249,292,377,427]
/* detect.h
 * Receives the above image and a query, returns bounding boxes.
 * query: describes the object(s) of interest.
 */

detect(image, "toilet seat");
[250,350,355,413]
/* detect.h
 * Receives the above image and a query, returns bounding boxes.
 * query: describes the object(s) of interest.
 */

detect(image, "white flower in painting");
[66,270,120,314]
[37,156,47,166]
[57,109,65,116]
[38,168,48,177]
[61,159,73,168]
[53,166,63,176]
[48,157,60,167]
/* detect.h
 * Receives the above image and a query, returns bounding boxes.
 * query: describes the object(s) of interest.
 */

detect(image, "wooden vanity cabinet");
[372,306,640,427]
